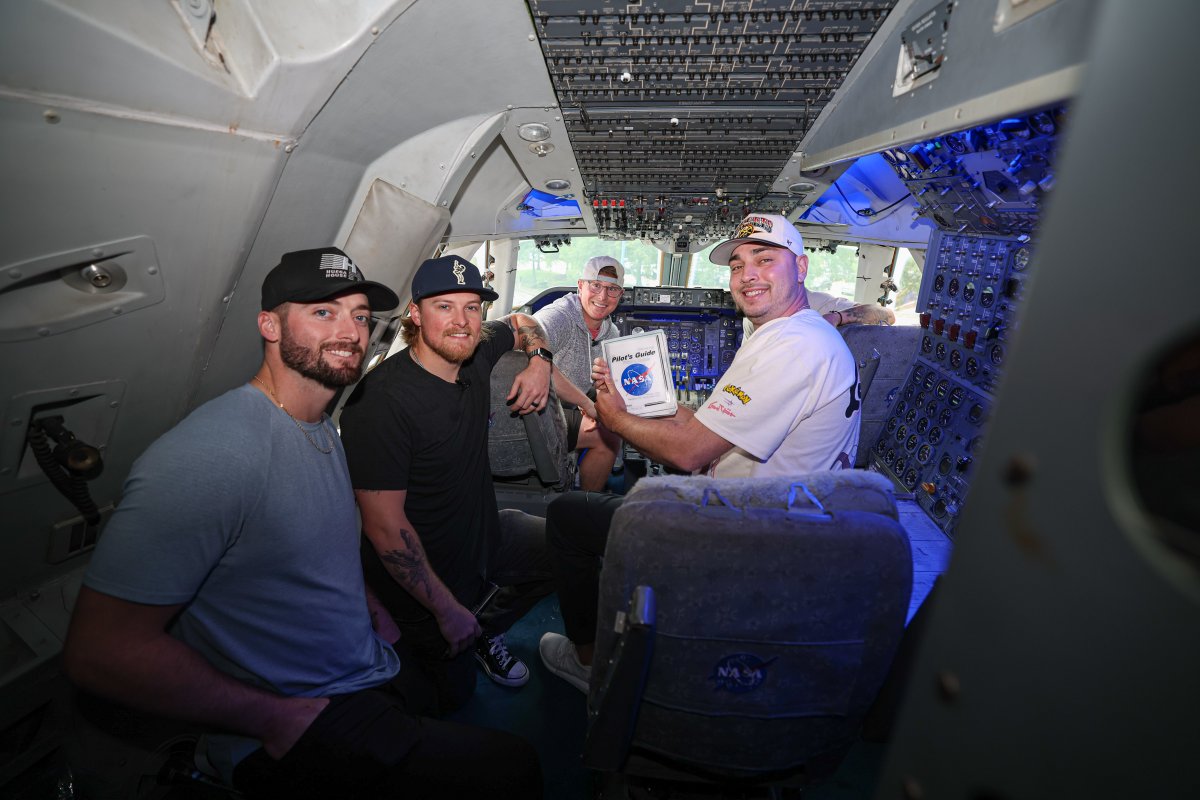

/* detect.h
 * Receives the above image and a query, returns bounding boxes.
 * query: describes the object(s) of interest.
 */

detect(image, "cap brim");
[709,236,791,265]
[284,280,401,312]
[413,287,500,303]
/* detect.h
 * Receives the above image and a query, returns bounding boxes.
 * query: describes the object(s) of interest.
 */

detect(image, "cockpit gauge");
[1012,247,1030,271]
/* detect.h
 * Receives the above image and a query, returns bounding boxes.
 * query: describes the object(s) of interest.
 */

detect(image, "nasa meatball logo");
[621,363,653,396]
[709,652,778,693]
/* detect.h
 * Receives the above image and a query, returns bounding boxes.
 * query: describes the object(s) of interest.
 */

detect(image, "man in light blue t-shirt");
[63,247,542,799]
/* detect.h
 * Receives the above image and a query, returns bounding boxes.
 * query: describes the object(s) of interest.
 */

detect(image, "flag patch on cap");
[319,252,361,281]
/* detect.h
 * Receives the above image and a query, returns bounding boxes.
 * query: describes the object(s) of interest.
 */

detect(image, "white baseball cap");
[708,214,805,265]
[582,255,625,285]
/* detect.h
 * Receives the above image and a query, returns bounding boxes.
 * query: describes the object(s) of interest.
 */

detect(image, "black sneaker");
[474,633,530,687]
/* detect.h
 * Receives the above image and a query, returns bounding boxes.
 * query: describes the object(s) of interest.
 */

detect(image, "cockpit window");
[892,248,925,326]
[686,242,727,288]
[513,238,664,307]
[804,245,863,299]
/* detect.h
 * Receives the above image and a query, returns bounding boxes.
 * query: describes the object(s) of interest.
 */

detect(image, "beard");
[420,325,480,364]
[279,326,364,389]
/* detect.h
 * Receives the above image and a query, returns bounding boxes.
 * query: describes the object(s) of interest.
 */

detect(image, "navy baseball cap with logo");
[410,255,499,303]
[261,247,400,311]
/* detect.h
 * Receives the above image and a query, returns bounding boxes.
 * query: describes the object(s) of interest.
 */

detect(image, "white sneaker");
[538,632,591,693]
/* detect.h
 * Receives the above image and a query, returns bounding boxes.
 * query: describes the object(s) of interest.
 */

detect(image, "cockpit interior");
[1,0,1196,797]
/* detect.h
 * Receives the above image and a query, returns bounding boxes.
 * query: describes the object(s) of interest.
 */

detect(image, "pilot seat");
[488,350,577,514]
[581,470,913,796]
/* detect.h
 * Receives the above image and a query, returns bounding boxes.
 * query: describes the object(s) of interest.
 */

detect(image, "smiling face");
[727,242,808,326]
[410,292,484,364]
[577,265,623,326]
[277,292,371,388]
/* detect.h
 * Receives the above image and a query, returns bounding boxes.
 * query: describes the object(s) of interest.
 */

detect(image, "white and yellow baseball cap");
[709,213,804,265]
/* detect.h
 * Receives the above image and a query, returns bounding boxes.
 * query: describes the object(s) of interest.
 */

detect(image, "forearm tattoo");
[516,320,547,351]
[379,527,434,600]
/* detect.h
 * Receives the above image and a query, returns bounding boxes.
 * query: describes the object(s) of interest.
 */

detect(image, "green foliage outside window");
[512,239,663,308]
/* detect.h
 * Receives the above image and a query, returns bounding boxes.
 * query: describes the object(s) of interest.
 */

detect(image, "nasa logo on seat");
[709,653,778,693]
[620,363,653,396]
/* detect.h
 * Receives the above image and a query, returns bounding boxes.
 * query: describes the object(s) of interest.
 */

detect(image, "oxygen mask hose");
[27,416,104,526]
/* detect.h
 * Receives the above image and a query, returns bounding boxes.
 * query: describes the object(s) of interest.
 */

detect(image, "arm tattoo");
[379,527,434,600]
[516,321,547,352]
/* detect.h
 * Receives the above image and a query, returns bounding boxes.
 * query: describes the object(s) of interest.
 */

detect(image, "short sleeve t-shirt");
[696,309,860,478]
[339,321,515,613]
[85,385,399,696]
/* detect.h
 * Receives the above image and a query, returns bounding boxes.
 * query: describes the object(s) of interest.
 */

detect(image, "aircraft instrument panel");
[612,287,741,398]
[869,106,1063,535]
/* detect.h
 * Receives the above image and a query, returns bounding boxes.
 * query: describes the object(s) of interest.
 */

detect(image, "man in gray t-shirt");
[63,247,541,798]
[533,255,624,491]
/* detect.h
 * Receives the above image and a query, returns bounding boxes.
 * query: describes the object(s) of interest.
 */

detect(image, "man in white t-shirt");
[539,213,862,691]
[593,212,861,478]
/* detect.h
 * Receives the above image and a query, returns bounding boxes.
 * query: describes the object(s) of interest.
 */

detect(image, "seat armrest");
[582,585,657,772]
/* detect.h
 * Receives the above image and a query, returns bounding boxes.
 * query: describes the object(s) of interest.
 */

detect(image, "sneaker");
[539,632,591,693]
[474,633,530,687]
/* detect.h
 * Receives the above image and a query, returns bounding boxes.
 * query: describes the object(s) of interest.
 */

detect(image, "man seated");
[63,248,542,798]
[539,215,863,692]
[532,255,625,491]
[340,256,556,712]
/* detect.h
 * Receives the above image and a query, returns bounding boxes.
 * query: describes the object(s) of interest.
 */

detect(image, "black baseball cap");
[261,247,400,311]
[410,255,499,303]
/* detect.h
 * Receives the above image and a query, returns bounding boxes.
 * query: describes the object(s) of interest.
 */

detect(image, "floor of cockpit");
[450,498,951,799]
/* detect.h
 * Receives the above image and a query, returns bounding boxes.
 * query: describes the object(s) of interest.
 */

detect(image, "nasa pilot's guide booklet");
[600,329,678,418]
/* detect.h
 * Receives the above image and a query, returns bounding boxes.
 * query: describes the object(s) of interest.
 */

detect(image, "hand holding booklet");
[600,330,678,418]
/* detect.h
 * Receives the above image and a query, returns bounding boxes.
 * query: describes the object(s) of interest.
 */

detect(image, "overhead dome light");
[788,181,817,194]
[528,141,555,157]
[545,178,571,191]
[518,122,551,142]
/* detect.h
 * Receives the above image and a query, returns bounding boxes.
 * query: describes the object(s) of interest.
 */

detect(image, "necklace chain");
[251,375,334,454]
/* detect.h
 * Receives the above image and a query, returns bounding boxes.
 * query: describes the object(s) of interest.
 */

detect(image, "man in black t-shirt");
[340,255,556,712]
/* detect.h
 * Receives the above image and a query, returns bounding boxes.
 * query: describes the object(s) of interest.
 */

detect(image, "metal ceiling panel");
[526,0,898,248]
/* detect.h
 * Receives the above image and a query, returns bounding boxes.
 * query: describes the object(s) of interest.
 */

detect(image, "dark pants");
[546,491,626,647]
[233,688,542,799]
[371,509,555,714]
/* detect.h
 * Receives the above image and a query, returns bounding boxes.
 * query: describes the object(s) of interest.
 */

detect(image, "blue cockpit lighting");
[518,189,581,219]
